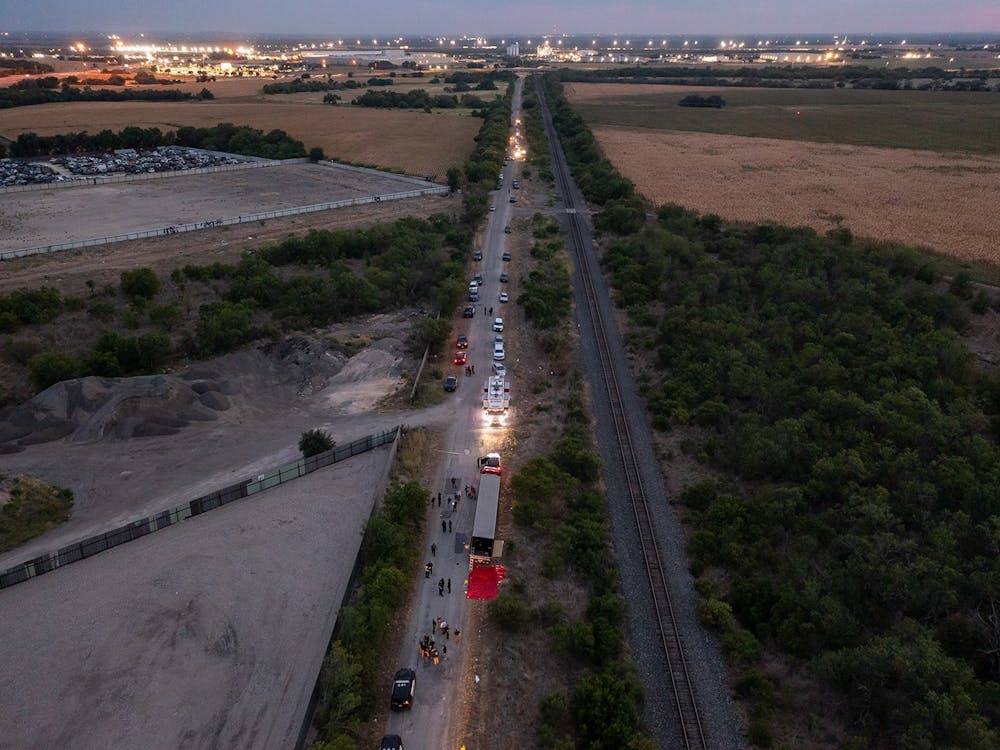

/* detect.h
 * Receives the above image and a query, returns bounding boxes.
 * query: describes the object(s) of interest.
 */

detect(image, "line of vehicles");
[383,88,525,748]
[381,452,504,749]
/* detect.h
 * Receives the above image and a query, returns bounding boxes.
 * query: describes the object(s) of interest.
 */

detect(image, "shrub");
[299,428,335,457]
[120,267,160,300]
[488,591,532,631]
[27,351,80,389]
[0,475,74,553]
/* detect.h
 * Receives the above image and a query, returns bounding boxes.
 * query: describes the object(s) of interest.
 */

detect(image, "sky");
[3,1,998,36]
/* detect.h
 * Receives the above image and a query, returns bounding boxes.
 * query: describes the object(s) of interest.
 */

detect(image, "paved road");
[382,75,527,750]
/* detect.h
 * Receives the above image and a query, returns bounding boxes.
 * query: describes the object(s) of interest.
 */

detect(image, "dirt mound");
[322,337,409,414]
[0,335,352,451]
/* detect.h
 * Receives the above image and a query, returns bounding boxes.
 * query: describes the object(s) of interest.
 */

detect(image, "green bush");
[299,428,334,457]
[27,351,80,389]
[0,287,63,326]
[194,299,256,355]
[488,591,533,631]
[0,475,74,553]
[120,267,160,299]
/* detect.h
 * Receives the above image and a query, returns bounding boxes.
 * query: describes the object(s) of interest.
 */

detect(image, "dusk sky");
[3,1,998,36]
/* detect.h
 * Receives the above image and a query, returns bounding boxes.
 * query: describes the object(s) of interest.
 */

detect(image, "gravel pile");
[52,146,246,176]
[0,159,65,186]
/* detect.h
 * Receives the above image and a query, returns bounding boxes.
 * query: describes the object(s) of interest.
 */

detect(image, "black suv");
[390,668,416,710]
[463,305,475,318]
[499,272,509,283]
[502,251,511,262]
[473,250,483,261]
[380,735,404,750]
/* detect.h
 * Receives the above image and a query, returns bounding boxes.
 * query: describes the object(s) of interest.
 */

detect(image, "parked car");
[499,272,509,283]
[380,735,404,750]
[444,375,458,392]
[493,317,504,332]
[493,344,505,361]
[463,305,475,318]
[502,251,511,262]
[453,351,467,365]
[509,195,517,203]
[494,334,504,345]
[490,205,496,212]
[390,668,416,710]
[473,250,483,261]
[504,225,511,234]
[492,362,506,377]
[499,292,509,303]
[456,335,468,349]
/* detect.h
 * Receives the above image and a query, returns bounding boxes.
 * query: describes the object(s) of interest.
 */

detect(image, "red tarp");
[466,564,507,600]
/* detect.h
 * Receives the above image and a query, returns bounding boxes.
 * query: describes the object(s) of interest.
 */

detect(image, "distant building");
[505,42,519,58]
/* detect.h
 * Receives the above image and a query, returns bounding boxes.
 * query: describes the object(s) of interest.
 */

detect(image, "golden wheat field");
[592,127,1000,263]
[0,75,481,177]
[563,83,1000,264]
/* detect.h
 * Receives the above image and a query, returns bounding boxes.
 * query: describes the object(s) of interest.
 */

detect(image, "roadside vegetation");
[0,474,74,553]
[8,122,306,159]
[495,389,654,750]
[544,72,1000,749]
[310,477,428,749]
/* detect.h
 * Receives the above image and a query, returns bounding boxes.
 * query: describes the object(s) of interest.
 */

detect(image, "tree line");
[7,122,306,159]
[543,71,1000,748]
[0,79,211,109]
[0,59,54,74]
[352,88,489,110]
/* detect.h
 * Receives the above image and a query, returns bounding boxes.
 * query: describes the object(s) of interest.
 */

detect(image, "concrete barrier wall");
[0,426,400,590]
[0,184,450,261]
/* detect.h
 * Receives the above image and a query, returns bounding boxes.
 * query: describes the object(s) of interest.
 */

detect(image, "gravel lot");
[0,446,389,750]
[0,160,437,252]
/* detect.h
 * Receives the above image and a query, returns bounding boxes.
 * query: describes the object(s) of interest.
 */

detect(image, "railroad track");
[534,76,708,750]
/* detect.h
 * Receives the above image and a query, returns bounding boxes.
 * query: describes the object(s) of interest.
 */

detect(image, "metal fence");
[0,426,400,590]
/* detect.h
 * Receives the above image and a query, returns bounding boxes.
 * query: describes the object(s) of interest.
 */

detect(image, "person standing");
[442,520,447,533]
[448,520,453,532]
[447,578,452,593]
[431,543,437,557]
[438,578,445,596]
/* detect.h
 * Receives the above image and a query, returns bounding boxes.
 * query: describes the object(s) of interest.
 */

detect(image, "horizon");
[3,0,1000,39]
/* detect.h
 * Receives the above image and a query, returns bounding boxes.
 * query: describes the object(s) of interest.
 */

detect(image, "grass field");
[566,83,1000,154]
[0,74,489,176]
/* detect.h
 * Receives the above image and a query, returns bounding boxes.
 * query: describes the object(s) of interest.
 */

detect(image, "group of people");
[464,364,476,377]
